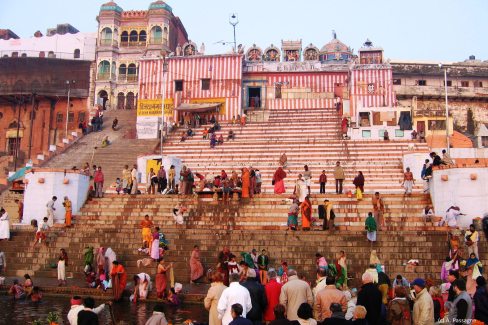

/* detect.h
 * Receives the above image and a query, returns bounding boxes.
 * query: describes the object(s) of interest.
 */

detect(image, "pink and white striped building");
[138,54,243,123]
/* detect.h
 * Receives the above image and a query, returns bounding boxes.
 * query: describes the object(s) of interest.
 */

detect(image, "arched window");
[100,27,112,46]
[120,31,129,45]
[117,92,126,110]
[163,27,168,45]
[139,30,147,43]
[127,63,137,82]
[39,51,45,58]
[126,92,135,110]
[48,51,55,58]
[98,60,111,79]
[119,64,127,77]
[129,30,138,43]
[150,26,162,44]
[73,49,80,59]
[21,53,27,58]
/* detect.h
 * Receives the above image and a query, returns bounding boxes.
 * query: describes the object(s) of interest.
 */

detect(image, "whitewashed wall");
[431,167,488,228]
[23,170,90,224]
[402,153,431,179]
[136,155,182,185]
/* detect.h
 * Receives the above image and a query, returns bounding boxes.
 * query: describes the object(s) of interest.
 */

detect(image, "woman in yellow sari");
[140,215,154,247]
[300,195,312,231]
[63,196,72,227]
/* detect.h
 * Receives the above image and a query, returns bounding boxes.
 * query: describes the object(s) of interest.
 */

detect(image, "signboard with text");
[137,99,174,117]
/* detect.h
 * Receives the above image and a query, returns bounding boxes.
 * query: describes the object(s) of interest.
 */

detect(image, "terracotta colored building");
[0,57,92,166]
[95,0,188,110]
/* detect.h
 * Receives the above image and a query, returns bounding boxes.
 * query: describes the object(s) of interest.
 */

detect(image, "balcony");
[394,85,488,101]
[97,73,112,81]
[120,41,147,48]
[117,74,138,83]
[148,38,163,45]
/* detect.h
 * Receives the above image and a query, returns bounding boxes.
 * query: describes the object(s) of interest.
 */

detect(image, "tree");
[467,108,475,134]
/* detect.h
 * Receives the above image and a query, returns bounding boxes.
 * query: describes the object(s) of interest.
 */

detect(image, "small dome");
[149,0,172,13]
[100,1,123,13]
[320,38,351,54]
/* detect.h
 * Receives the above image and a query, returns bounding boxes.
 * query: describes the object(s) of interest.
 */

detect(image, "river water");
[0,296,208,324]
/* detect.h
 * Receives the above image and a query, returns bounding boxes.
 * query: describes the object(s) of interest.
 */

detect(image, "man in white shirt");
[217,273,252,325]
[67,295,106,325]
[250,249,258,269]
[465,224,480,258]
[45,196,57,227]
[131,164,138,195]
[443,206,461,228]
[312,268,327,300]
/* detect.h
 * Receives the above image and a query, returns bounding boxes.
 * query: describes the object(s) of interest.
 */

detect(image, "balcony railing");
[148,38,163,45]
[117,74,138,83]
[97,73,112,81]
[120,41,147,48]
[394,85,488,98]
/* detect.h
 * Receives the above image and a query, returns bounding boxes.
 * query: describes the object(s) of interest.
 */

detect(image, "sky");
[1,0,487,62]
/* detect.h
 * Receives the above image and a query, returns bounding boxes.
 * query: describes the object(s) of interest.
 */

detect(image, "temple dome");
[321,38,352,54]
[148,0,173,12]
[100,1,123,13]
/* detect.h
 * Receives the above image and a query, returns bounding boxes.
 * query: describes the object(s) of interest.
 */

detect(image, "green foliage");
[46,312,60,322]
[31,320,44,325]
[467,108,476,134]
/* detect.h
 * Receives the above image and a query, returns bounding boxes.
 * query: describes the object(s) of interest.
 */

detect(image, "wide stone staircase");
[43,109,157,187]
[160,108,429,194]
[1,193,470,292]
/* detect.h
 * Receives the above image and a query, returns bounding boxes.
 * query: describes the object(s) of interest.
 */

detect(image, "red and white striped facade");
[139,54,243,121]
[350,66,396,110]
[247,72,348,110]
[139,54,396,121]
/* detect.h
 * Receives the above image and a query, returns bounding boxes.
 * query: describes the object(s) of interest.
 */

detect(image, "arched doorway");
[97,90,109,110]
[117,92,125,110]
[126,92,135,110]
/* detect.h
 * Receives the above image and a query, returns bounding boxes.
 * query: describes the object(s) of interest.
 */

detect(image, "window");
[129,30,138,42]
[139,30,147,42]
[39,51,45,58]
[48,51,55,58]
[7,137,21,156]
[201,79,210,90]
[461,81,469,87]
[21,53,27,58]
[393,79,401,85]
[417,80,427,86]
[73,49,80,59]
[446,80,452,87]
[175,80,183,92]
[482,136,488,147]
[362,130,371,138]
[121,31,129,43]
[11,52,18,58]
[150,26,162,44]
[68,112,75,123]
[395,129,405,137]
[78,112,86,123]
[474,81,483,88]
[56,113,63,123]
[428,120,446,130]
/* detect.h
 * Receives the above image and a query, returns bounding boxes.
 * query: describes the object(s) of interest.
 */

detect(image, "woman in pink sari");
[190,245,205,283]
[150,227,161,261]
[273,167,287,194]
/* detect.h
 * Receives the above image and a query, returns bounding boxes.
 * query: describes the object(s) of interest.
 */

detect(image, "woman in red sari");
[300,196,312,231]
[273,167,287,194]
[110,260,127,301]
[155,258,172,299]
[190,245,204,283]
[241,168,250,198]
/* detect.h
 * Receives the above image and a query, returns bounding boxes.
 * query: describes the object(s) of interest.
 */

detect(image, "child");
[33,217,50,247]
[365,212,377,242]
[8,279,25,299]
[231,115,236,125]
[319,170,327,194]
[227,254,239,275]
[115,178,122,194]
[58,248,68,286]
[31,286,42,302]
[166,287,180,306]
